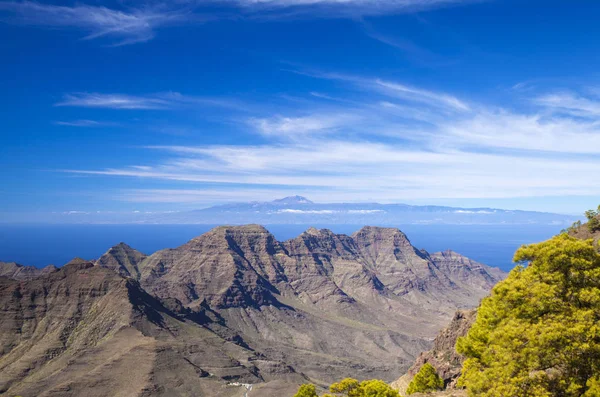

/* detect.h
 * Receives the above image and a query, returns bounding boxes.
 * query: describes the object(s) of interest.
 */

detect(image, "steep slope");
[138,225,285,309]
[0,261,57,280]
[392,310,476,395]
[429,251,505,297]
[125,225,505,385]
[0,261,305,397]
[568,215,600,244]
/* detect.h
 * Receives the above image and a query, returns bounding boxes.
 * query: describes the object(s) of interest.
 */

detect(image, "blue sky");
[1,0,600,217]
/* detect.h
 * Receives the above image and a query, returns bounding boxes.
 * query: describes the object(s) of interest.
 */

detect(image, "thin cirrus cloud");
[54,92,246,111]
[289,69,471,113]
[228,0,479,16]
[63,74,600,204]
[373,79,470,112]
[54,119,109,127]
[0,0,478,45]
[533,92,600,118]
[68,139,600,201]
[248,113,361,136]
[0,1,190,46]
[56,93,172,110]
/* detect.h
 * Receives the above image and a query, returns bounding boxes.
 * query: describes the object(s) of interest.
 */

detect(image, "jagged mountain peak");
[303,226,321,235]
[96,242,147,279]
[112,241,135,250]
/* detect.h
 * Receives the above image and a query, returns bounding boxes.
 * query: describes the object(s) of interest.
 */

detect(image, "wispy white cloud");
[54,119,111,127]
[440,110,600,154]
[533,92,600,118]
[60,71,600,204]
[373,79,470,112]
[0,1,190,46]
[228,0,479,17]
[66,135,600,201]
[0,0,479,46]
[248,113,360,136]
[292,70,471,113]
[54,92,244,111]
[360,22,453,68]
[56,93,171,109]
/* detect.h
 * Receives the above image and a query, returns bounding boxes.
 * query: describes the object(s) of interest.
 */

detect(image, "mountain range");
[0,225,506,397]
[16,196,579,225]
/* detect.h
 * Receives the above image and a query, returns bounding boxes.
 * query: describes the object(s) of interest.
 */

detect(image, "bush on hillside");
[294,384,319,397]
[457,233,600,396]
[293,378,400,397]
[406,363,444,395]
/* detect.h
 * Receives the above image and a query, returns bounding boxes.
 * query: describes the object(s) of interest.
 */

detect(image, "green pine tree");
[457,234,600,396]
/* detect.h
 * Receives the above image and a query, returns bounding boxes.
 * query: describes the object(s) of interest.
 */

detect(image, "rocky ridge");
[0,261,58,280]
[0,225,506,396]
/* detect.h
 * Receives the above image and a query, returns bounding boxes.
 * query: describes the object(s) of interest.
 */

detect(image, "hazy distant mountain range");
[22,196,580,225]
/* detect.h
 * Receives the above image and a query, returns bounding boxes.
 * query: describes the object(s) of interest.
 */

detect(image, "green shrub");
[293,378,400,397]
[294,384,319,397]
[406,363,444,395]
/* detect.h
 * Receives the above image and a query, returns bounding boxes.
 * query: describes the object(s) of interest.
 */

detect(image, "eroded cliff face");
[102,225,504,385]
[0,225,505,396]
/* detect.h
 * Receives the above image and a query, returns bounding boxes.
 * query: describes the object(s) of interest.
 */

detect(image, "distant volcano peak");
[271,195,314,205]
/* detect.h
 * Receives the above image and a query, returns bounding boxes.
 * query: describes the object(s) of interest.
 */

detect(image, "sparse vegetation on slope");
[585,206,600,233]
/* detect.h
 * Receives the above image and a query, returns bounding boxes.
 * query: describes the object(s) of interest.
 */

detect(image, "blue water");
[0,224,564,271]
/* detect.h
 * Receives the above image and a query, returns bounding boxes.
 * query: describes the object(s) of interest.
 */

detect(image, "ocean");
[0,224,564,272]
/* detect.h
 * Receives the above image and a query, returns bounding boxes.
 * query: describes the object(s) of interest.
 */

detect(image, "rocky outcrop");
[392,309,477,395]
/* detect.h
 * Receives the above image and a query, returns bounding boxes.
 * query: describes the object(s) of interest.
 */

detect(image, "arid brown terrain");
[0,225,505,397]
